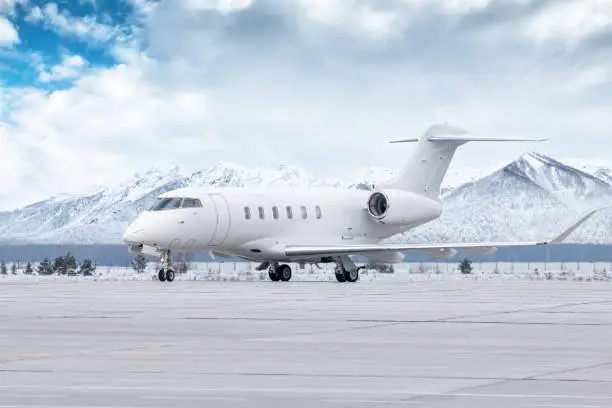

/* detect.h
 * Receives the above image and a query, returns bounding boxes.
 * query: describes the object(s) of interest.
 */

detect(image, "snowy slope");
[0,153,611,244]
[404,153,612,244]
[595,169,612,186]
[0,163,347,244]
[564,159,612,188]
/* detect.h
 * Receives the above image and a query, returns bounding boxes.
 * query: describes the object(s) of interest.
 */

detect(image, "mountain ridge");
[0,152,610,245]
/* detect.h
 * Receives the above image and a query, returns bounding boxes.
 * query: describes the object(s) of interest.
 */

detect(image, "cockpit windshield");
[148,197,203,211]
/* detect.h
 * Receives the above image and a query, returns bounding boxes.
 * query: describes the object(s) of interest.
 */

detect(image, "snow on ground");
[2,261,612,282]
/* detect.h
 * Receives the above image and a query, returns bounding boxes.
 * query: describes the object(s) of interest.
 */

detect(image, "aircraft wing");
[284,208,605,258]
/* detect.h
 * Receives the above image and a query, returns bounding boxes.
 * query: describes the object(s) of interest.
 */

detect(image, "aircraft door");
[208,193,231,246]
[171,198,205,251]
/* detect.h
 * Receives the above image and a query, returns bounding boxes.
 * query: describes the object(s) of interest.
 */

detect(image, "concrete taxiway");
[1,278,612,407]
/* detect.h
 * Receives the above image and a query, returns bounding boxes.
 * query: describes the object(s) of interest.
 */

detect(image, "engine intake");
[366,189,442,225]
[367,192,388,218]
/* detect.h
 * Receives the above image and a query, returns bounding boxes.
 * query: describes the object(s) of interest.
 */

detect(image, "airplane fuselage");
[123,186,443,262]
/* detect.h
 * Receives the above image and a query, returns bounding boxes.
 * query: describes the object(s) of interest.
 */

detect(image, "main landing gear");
[258,256,363,283]
[334,255,363,283]
[157,249,175,282]
[268,263,292,282]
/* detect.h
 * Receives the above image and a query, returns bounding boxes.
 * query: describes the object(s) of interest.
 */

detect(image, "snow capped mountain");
[0,153,610,245]
[563,158,612,188]
[595,169,612,186]
[405,152,612,244]
[508,153,612,205]
[0,163,347,244]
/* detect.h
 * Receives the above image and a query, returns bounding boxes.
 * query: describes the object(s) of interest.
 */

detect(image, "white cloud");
[37,54,88,82]
[293,0,404,40]
[183,0,253,13]
[293,0,496,40]
[523,0,612,45]
[0,0,28,17]
[25,2,118,43]
[2,0,612,210]
[127,0,159,16]
[557,66,612,94]
[0,56,223,209]
[0,16,18,46]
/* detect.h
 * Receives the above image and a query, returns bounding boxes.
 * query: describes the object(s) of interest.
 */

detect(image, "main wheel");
[335,270,346,282]
[268,268,280,281]
[344,268,359,282]
[166,268,175,282]
[158,268,167,282]
[279,264,292,281]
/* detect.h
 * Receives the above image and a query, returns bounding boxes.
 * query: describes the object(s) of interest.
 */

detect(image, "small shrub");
[459,258,473,274]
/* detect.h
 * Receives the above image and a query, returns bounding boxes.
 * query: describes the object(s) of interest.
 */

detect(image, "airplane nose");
[122,226,145,244]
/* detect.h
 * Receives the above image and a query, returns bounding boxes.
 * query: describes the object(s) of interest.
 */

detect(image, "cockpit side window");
[149,197,202,211]
[181,198,203,208]
[149,197,182,211]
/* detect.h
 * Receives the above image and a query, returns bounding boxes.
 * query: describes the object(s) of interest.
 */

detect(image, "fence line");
[2,260,612,281]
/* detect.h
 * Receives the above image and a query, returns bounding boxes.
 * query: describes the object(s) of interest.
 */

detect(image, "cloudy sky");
[0,0,611,210]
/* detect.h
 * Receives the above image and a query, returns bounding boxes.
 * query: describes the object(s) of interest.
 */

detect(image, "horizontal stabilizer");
[284,207,607,259]
[427,135,547,142]
[389,135,547,144]
[388,124,547,144]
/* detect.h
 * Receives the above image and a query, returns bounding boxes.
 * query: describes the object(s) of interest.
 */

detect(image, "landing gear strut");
[335,255,362,283]
[267,262,292,282]
[157,249,175,282]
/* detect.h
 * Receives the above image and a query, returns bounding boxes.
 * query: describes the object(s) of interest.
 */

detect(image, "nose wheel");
[157,249,175,282]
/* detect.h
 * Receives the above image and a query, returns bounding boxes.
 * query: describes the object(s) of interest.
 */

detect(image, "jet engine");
[366,189,442,225]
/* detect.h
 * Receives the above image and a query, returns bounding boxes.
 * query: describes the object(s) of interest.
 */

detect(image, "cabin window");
[272,206,279,219]
[244,206,251,219]
[301,206,307,219]
[258,206,265,219]
[315,206,322,219]
[286,206,293,219]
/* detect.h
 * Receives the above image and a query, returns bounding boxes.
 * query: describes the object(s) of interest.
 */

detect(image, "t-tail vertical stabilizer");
[379,124,547,201]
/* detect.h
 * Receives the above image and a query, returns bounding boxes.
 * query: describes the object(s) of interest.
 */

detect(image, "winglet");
[539,207,608,245]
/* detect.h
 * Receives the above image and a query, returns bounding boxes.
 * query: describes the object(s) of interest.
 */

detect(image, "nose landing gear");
[157,249,175,282]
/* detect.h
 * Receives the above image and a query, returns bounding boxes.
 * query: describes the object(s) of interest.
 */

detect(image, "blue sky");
[1,0,611,210]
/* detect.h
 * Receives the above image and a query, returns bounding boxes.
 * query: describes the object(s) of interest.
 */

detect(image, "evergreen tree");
[52,256,65,274]
[52,253,78,275]
[459,258,473,274]
[25,262,33,275]
[132,254,147,273]
[37,258,53,275]
[10,263,16,275]
[64,253,78,275]
[0,261,6,275]
[79,259,96,276]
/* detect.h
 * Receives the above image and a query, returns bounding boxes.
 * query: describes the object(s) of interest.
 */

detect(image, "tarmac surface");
[1,278,612,407]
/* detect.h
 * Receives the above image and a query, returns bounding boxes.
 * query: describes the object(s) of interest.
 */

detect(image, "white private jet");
[122,124,603,283]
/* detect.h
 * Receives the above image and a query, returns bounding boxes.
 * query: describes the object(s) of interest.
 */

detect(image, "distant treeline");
[0,244,610,266]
